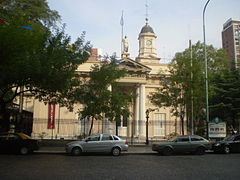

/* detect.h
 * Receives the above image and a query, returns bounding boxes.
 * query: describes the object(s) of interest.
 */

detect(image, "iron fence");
[32,118,187,143]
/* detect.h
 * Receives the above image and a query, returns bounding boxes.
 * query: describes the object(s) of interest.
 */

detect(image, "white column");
[134,86,140,136]
[139,84,146,136]
[104,85,112,133]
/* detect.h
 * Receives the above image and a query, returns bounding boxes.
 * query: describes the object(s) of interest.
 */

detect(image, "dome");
[140,23,154,34]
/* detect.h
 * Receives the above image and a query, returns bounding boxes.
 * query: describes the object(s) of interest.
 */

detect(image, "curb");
[34,151,157,155]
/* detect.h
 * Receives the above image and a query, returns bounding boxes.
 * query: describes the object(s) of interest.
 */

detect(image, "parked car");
[152,135,211,155]
[65,134,128,156]
[0,132,39,155]
[212,134,240,154]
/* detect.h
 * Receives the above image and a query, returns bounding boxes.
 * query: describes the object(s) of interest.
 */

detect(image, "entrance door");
[154,113,166,136]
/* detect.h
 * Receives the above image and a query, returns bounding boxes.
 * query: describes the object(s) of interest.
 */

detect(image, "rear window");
[0,134,8,141]
[113,135,120,140]
[191,137,204,141]
[101,134,113,141]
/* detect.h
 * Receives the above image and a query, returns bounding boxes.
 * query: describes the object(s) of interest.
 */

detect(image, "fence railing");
[31,118,187,143]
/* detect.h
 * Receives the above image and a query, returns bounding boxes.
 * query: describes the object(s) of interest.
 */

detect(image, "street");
[0,153,240,180]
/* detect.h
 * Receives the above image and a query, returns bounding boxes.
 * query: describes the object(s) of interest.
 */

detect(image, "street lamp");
[145,108,157,145]
[203,0,211,138]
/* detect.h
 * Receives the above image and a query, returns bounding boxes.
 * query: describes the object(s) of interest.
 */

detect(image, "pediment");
[115,58,151,73]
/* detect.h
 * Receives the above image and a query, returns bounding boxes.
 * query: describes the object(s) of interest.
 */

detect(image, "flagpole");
[120,10,124,58]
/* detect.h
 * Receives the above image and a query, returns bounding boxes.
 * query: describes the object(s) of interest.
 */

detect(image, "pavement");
[36,145,157,155]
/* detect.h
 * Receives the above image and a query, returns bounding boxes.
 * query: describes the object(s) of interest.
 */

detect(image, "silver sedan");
[65,134,128,156]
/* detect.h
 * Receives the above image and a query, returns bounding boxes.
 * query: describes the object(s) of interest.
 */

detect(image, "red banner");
[48,104,55,129]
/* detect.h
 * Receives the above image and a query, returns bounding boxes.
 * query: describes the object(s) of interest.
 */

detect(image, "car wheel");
[162,147,173,156]
[20,147,29,155]
[195,147,205,155]
[223,146,230,154]
[112,147,121,156]
[71,147,82,156]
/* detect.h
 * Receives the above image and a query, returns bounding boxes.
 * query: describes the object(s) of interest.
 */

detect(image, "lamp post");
[203,0,211,138]
[145,108,157,145]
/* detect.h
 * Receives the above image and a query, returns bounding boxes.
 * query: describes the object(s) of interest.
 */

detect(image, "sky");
[47,0,240,63]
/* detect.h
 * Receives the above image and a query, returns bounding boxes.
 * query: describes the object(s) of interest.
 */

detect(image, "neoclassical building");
[30,20,183,142]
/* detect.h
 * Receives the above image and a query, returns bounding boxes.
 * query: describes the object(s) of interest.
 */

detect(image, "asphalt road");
[0,153,240,180]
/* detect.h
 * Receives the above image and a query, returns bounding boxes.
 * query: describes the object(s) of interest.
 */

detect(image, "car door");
[172,136,191,153]
[98,134,114,152]
[7,134,22,153]
[82,134,101,152]
[190,136,208,151]
[231,135,240,152]
[0,134,8,152]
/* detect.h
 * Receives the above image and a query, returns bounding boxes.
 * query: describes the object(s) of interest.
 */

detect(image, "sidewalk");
[36,145,157,155]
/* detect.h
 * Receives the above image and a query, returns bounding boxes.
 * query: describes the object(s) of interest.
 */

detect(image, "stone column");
[103,85,112,133]
[134,86,140,136]
[139,84,146,136]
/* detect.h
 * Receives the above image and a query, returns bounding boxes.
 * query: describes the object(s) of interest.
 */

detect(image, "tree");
[149,42,228,136]
[0,0,90,131]
[77,61,134,135]
[210,69,240,131]
[0,0,60,27]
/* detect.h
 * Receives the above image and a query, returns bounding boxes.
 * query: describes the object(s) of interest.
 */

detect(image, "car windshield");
[18,133,31,139]
[224,135,235,141]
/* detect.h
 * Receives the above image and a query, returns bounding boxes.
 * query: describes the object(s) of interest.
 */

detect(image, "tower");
[136,2,160,64]
[222,18,240,68]
[136,19,160,64]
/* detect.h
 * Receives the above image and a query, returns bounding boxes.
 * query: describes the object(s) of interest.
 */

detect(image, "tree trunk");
[115,120,118,136]
[0,103,9,132]
[181,115,184,135]
[88,116,94,136]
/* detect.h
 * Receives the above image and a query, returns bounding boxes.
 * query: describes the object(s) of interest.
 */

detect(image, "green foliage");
[0,0,60,27]
[77,61,134,135]
[210,69,240,129]
[149,41,229,135]
[0,0,91,114]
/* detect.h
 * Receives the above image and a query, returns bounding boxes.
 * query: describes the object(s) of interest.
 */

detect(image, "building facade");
[30,21,184,142]
[222,18,240,68]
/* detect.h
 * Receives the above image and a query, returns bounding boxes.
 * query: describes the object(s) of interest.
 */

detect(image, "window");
[123,116,128,127]
[8,134,19,140]
[234,136,240,141]
[101,134,113,141]
[177,137,189,142]
[116,115,128,127]
[113,135,120,140]
[191,137,204,141]
[86,134,100,141]
[154,113,166,136]
[116,115,121,126]
[0,135,8,141]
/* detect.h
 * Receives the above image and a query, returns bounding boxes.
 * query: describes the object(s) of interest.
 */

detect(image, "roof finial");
[145,0,149,24]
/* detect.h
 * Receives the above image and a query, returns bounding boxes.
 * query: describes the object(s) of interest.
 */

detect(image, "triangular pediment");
[116,58,151,73]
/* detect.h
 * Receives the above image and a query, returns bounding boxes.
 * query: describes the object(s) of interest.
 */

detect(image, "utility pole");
[203,0,211,138]
[189,40,194,135]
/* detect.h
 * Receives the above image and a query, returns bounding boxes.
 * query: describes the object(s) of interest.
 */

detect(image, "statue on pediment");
[122,36,130,58]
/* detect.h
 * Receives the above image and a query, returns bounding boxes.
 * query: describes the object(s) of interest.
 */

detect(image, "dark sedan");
[152,135,211,155]
[212,134,240,154]
[0,132,39,155]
